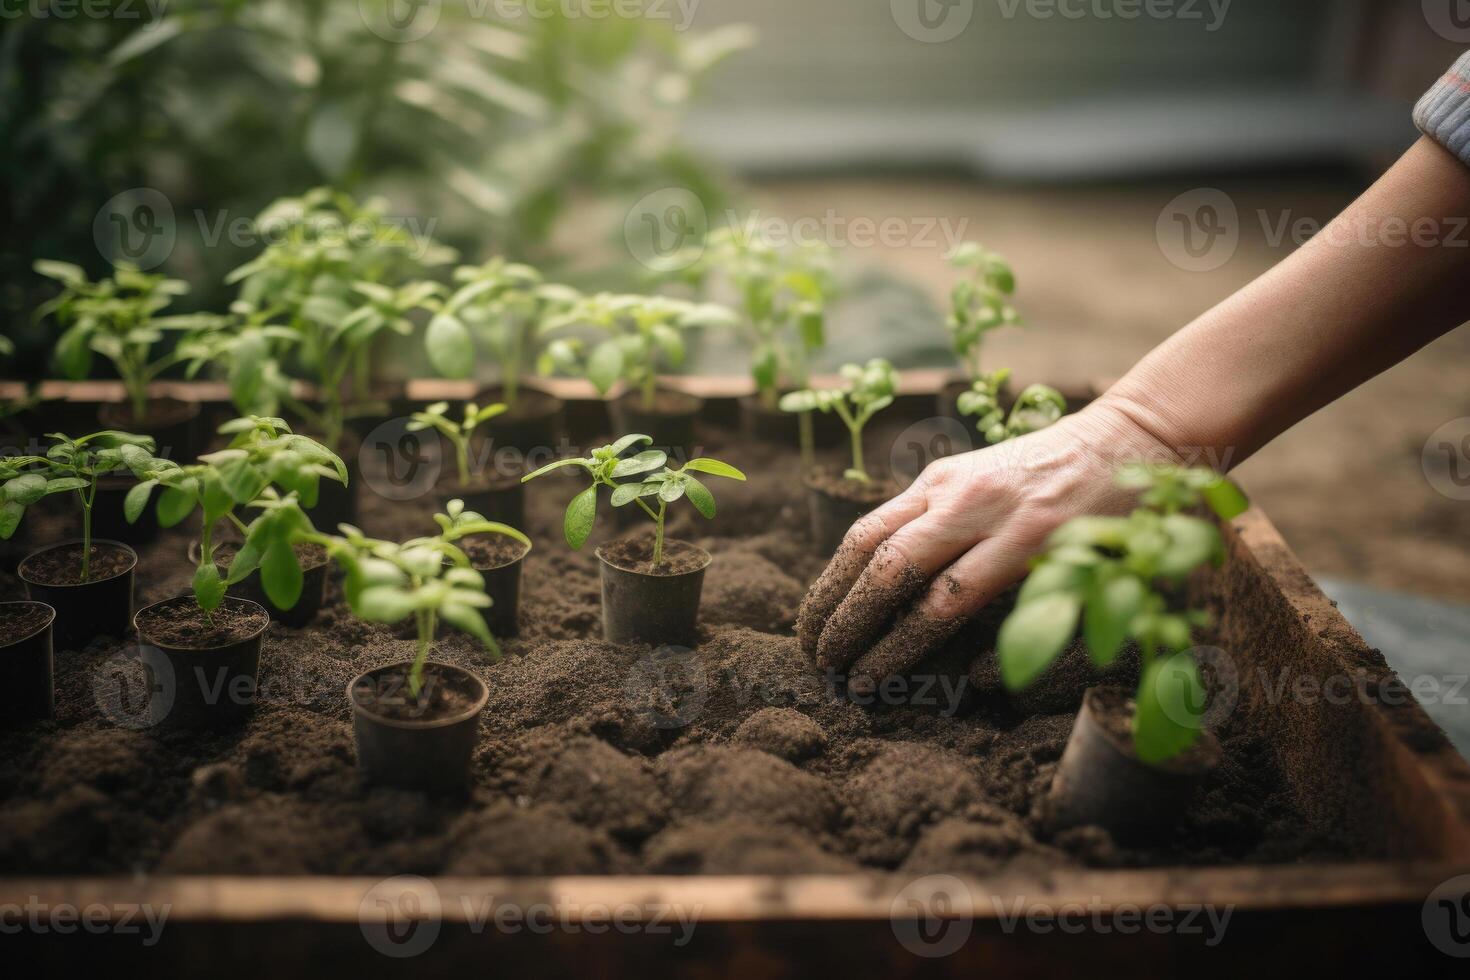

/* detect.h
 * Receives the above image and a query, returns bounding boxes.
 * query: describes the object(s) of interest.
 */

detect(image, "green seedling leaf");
[156,484,197,528]
[683,474,716,518]
[1084,575,1146,668]
[124,480,157,524]
[0,501,23,540]
[426,313,474,379]
[354,586,418,624]
[612,450,666,479]
[564,485,597,550]
[261,538,304,609]
[1134,650,1205,765]
[682,458,747,480]
[586,340,624,395]
[1201,478,1249,520]
[193,562,227,612]
[998,592,1081,691]
[1016,560,1088,605]
[3,474,48,506]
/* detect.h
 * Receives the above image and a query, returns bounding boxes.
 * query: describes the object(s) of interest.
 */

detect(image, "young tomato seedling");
[127,417,348,616]
[33,260,227,425]
[313,500,530,696]
[542,293,736,410]
[780,359,897,483]
[407,401,509,488]
[521,434,670,550]
[957,369,1067,444]
[609,457,747,567]
[997,463,1250,764]
[1,431,161,581]
[945,242,1021,383]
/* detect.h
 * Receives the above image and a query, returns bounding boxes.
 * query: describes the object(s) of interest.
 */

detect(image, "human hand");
[796,397,1185,693]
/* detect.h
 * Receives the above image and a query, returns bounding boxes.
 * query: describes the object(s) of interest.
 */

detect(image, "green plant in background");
[958,369,1068,445]
[422,258,580,409]
[780,359,897,483]
[225,188,456,446]
[946,243,1021,383]
[683,228,836,462]
[541,293,736,409]
[997,463,1250,764]
[407,401,509,488]
[32,260,227,425]
[610,457,746,567]
[521,434,669,550]
[125,417,348,615]
[0,431,158,581]
[311,500,530,696]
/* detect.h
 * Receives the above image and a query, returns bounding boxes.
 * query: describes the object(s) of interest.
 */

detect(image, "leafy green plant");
[0,430,159,581]
[542,293,736,409]
[958,369,1068,445]
[407,401,509,488]
[946,243,1021,382]
[422,258,579,409]
[610,457,747,566]
[225,188,457,447]
[33,260,227,424]
[779,359,897,483]
[310,500,530,696]
[521,434,669,550]
[126,417,348,616]
[997,464,1250,764]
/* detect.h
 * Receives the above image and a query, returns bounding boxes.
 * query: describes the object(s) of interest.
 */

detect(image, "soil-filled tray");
[2,379,1468,976]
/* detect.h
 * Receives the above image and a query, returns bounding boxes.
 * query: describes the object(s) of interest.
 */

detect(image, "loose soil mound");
[0,421,1353,876]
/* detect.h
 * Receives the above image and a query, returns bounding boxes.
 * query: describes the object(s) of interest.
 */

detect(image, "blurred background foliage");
[1,0,753,375]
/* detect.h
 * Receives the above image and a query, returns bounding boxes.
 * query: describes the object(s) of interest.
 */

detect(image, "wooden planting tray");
[3,377,1469,976]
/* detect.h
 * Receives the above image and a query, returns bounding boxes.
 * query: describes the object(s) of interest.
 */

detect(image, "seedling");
[407,401,509,488]
[422,258,579,409]
[0,431,160,581]
[520,434,670,550]
[542,293,736,409]
[997,463,1250,764]
[958,369,1067,444]
[312,501,530,695]
[126,417,347,616]
[610,457,747,566]
[225,188,456,447]
[945,242,1020,382]
[33,260,227,425]
[779,359,897,483]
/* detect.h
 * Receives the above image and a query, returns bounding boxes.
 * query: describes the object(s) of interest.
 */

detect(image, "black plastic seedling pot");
[0,601,57,724]
[462,540,530,637]
[436,476,525,530]
[738,394,845,447]
[803,471,894,556]
[18,539,138,650]
[348,661,489,793]
[609,390,703,455]
[474,384,565,457]
[595,538,711,648]
[187,540,331,629]
[1044,687,1222,843]
[133,596,270,730]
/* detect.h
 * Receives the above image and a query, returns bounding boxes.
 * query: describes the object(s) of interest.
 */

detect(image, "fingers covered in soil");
[814,548,929,671]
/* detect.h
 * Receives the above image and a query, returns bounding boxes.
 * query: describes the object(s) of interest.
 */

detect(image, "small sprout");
[314,500,530,696]
[780,359,897,483]
[610,456,747,566]
[945,242,1021,382]
[997,463,1250,765]
[1,431,159,581]
[521,434,669,551]
[957,369,1067,444]
[541,292,737,410]
[407,401,509,487]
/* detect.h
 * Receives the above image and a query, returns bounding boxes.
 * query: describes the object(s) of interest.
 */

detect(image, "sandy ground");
[745,174,1470,604]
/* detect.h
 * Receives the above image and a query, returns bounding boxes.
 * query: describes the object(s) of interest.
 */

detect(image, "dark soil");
[461,536,528,570]
[0,602,52,643]
[439,472,521,495]
[136,597,269,649]
[97,395,198,432]
[598,535,710,576]
[617,389,702,417]
[0,415,1356,877]
[805,466,900,505]
[1086,686,1222,771]
[19,542,135,586]
[352,664,484,724]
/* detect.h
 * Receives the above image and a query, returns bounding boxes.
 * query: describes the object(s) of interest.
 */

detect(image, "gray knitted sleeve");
[1415,51,1470,165]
